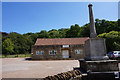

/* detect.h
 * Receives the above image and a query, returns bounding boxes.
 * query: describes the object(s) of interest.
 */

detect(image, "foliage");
[118,19,120,26]
[98,31,120,52]
[58,28,68,38]
[48,29,60,38]
[80,24,90,37]
[66,24,81,38]
[0,33,2,55]
[2,38,14,56]
[3,32,33,55]
[23,32,38,43]
[37,30,49,38]
[95,19,119,34]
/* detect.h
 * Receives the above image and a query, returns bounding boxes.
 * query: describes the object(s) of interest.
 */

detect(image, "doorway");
[62,50,69,58]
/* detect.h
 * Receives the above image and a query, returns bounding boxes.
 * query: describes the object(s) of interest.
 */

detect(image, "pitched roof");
[35,37,89,46]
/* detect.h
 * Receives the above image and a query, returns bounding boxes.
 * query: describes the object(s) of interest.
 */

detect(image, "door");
[62,50,69,58]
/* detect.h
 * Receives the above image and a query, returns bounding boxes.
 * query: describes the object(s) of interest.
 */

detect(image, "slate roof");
[35,37,89,46]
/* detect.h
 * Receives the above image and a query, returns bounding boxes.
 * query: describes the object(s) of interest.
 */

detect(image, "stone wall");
[31,44,85,60]
[42,70,82,80]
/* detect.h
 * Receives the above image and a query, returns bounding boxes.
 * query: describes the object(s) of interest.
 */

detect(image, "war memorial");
[75,3,120,80]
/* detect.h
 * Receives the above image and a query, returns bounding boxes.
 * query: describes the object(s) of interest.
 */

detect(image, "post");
[88,4,97,38]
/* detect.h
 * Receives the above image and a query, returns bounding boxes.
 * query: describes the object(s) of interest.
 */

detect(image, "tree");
[2,38,14,56]
[37,30,49,38]
[113,42,120,50]
[66,24,81,38]
[95,19,120,34]
[23,32,38,43]
[0,33,2,55]
[48,29,60,38]
[80,19,120,37]
[118,19,120,26]
[80,24,90,37]
[58,28,68,38]
[98,31,120,52]
[4,32,33,54]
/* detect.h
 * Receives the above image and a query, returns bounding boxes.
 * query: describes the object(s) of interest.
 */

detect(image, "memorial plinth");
[85,38,108,61]
[79,60,119,72]
[79,38,119,73]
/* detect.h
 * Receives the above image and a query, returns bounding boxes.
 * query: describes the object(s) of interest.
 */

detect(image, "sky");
[118,1,120,19]
[2,2,118,34]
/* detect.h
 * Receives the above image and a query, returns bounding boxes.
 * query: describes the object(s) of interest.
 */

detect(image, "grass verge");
[0,54,31,58]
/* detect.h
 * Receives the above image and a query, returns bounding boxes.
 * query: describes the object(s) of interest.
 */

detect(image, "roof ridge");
[37,37,89,40]
[35,37,89,46]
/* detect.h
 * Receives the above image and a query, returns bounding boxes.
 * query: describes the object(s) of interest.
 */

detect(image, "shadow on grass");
[25,57,32,60]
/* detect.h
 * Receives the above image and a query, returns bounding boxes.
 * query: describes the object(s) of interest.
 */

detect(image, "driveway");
[2,58,79,78]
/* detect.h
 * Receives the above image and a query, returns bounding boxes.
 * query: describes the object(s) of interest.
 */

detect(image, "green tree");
[37,30,49,38]
[95,19,119,34]
[23,32,38,43]
[80,24,90,37]
[2,38,14,56]
[4,32,33,54]
[113,42,120,50]
[98,31,120,52]
[66,24,81,38]
[58,28,68,38]
[0,33,2,55]
[80,19,120,37]
[48,29,60,38]
[118,19,120,26]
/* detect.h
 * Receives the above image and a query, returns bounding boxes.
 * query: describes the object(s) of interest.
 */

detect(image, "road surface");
[2,58,79,78]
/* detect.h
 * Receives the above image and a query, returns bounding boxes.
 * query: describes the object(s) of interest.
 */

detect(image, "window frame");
[49,50,57,55]
[75,49,83,54]
[36,51,44,55]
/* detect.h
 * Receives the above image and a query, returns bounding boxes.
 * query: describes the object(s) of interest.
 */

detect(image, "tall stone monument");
[85,4,108,61]
[76,4,120,79]
[88,4,97,38]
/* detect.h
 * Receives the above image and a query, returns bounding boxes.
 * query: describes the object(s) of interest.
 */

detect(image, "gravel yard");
[2,58,79,78]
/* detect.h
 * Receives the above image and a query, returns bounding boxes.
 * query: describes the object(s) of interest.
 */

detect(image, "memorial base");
[74,67,120,80]
[84,38,109,61]
[79,59,119,72]
[74,60,120,80]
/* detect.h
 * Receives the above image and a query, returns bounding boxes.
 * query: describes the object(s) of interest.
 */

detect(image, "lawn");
[0,54,31,58]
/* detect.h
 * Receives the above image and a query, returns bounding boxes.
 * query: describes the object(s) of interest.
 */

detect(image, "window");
[75,50,83,54]
[36,51,44,55]
[49,50,57,55]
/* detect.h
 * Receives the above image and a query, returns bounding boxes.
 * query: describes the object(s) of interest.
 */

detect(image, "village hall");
[31,37,89,60]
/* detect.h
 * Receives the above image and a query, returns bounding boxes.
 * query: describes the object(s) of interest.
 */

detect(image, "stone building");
[31,37,89,60]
